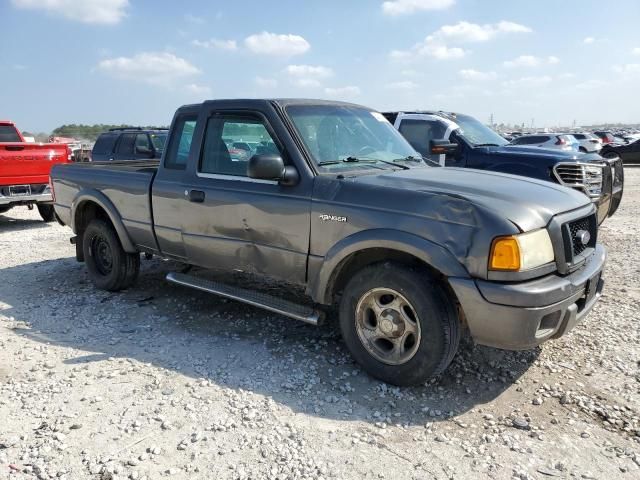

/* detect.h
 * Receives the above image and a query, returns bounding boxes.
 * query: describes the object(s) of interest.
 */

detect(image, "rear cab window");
[92,133,118,156]
[164,115,197,170]
[0,125,22,142]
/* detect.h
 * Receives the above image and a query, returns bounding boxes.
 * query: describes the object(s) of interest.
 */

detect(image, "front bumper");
[450,244,606,350]
[0,185,52,206]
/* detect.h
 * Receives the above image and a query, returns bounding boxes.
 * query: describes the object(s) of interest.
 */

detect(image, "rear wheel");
[37,204,56,222]
[0,206,11,215]
[82,219,140,291]
[602,151,619,160]
[339,262,460,386]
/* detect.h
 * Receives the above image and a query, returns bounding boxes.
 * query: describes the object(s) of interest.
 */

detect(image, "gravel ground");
[1,170,639,480]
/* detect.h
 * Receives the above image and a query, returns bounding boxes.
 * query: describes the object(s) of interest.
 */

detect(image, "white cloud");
[184,13,204,24]
[382,0,454,16]
[502,76,552,88]
[436,20,531,43]
[386,80,418,90]
[503,55,560,68]
[255,76,278,88]
[583,37,595,44]
[97,52,200,86]
[390,20,530,61]
[324,86,361,97]
[633,47,640,55]
[285,64,333,87]
[185,83,211,96]
[613,63,640,74]
[192,39,238,51]
[244,32,310,56]
[459,69,497,81]
[11,0,128,25]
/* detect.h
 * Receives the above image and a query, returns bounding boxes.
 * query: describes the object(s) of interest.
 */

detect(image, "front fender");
[71,189,137,253]
[308,229,469,304]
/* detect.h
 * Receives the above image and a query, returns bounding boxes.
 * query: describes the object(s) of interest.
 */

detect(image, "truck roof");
[177,98,372,112]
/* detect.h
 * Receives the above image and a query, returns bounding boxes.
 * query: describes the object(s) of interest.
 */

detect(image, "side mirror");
[248,154,299,185]
[136,146,153,157]
[430,139,458,155]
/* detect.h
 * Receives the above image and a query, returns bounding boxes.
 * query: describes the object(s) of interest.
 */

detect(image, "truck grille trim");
[562,214,597,266]
[553,163,603,197]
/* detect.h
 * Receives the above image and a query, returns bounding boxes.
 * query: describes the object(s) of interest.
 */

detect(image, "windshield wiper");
[474,143,501,147]
[319,157,406,170]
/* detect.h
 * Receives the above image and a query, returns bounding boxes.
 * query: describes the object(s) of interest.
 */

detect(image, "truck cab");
[384,111,624,224]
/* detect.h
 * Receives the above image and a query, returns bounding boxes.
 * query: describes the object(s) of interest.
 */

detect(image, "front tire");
[37,204,56,222]
[82,219,140,291]
[339,262,460,386]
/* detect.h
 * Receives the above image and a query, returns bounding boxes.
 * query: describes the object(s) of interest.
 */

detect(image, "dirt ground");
[0,169,638,480]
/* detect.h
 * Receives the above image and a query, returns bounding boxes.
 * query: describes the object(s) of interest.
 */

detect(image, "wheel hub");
[354,288,421,366]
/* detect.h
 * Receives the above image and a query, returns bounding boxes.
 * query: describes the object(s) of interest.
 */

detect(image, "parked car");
[593,131,617,145]
[91,127,168,162]
[384,111,623,224]
[562,133,602,153]
[508,133,577,151]
[600,138,640,164]
[0,120,71,221]
[51,99,606,386]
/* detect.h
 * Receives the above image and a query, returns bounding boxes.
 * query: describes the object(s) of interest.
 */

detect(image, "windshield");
[0,125,22,142]
[286,105,422,172]
[453,114,508,147]
[150,133,167,151]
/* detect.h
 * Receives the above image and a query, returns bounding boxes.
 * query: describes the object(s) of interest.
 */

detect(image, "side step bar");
[166,272,323,326]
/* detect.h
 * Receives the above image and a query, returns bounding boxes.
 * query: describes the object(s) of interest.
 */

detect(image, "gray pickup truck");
[51,99,606,386]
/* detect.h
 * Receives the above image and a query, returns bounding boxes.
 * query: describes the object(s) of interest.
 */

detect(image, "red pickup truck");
[0,120,71,222]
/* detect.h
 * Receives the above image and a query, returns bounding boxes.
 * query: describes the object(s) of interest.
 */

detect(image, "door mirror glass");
[135,145,153,156]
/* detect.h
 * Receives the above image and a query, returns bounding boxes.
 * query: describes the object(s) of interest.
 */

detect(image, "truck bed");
[51,161,160,251]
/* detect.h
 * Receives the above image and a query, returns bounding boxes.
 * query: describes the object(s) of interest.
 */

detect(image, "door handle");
[188,189,205,203]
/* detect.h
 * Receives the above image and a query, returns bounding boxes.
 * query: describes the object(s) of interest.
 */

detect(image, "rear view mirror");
[248,154,299,186]
[430,139,458,155]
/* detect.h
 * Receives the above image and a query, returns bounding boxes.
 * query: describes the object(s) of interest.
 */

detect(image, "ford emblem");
[575,229,591,246]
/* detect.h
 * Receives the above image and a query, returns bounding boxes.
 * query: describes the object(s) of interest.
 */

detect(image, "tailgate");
[0,143,70,186]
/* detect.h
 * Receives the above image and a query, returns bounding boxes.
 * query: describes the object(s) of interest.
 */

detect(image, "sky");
[2,0,640,133]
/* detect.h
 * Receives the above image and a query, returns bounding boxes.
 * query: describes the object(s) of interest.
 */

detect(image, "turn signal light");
[489,237,521,271]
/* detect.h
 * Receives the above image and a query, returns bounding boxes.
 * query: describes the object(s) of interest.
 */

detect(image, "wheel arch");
[71,189,136,253]
[309,229,469,305]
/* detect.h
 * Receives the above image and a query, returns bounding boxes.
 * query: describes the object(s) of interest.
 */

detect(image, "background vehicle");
[593,131,617,144]
[91,127,168,162]
[563,133,602,153]
[508,133,576,151]
[0,120,70,221]
[52,99,606,386]
[385,111,624,224]
[600,138,640,164]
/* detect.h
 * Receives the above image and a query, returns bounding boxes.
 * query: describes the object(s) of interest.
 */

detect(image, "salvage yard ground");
[1,170,639,480]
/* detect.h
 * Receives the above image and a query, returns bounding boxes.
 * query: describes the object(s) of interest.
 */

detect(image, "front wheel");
[82,219,140,291]
[37,204,56,222]
[339,262,460,386]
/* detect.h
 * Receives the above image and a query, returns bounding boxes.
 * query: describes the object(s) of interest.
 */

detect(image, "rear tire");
[82,219,140,291]
[0,206,11,215]
[339,262,460,386]
[37,204,56,222]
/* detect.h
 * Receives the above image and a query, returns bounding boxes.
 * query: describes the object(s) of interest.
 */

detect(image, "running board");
[166,272,323,326]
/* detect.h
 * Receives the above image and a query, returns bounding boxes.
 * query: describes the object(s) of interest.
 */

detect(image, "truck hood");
[352,166,591,232]
[491,145,603,162]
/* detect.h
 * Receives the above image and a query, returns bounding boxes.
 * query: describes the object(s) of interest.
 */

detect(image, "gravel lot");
[1,169,639,480]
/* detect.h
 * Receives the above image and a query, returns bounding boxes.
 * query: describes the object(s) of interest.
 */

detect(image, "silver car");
[563,133,602,153]
[508,133,577,152]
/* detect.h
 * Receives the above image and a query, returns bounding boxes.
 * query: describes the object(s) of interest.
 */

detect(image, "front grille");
[554,163,603,197]
[562,214,597,265]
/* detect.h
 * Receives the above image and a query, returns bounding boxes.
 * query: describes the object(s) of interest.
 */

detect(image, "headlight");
[489,229,554,271]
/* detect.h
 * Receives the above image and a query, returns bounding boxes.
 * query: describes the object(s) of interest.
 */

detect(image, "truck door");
[153,106,312,284]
